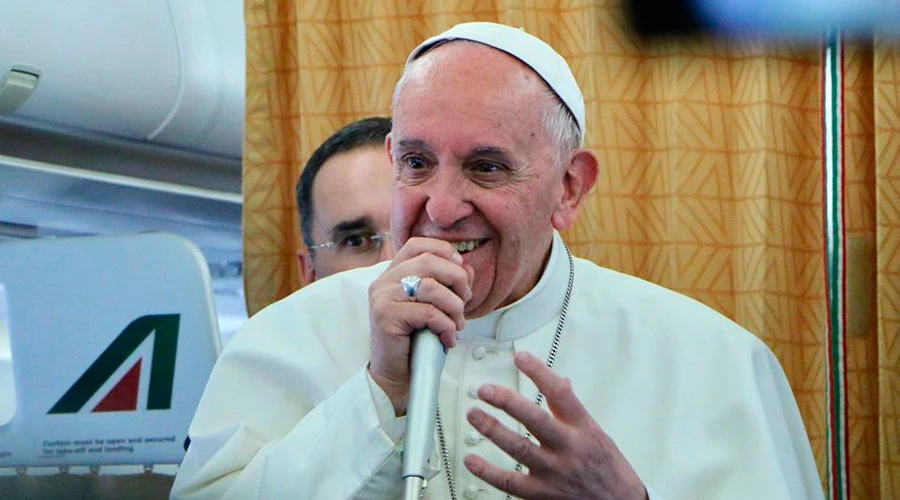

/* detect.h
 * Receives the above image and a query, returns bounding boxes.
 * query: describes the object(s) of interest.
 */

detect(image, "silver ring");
[400,275,422,300]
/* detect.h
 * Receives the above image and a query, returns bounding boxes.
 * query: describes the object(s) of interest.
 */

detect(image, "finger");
[463,453,542,499]
[475,384,566,449]
[389,237,464,269]
[466,407,553,472]
[463,263,475,289]
[406,277,466,331]
[370,295,459,347]
[400,302,459,346]
[514,351,590,423]
[388,252,472,303]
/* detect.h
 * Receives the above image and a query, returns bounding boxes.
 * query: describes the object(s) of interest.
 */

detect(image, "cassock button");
[467,385,479,399]
[463,484,480,499]
[465,431,482,446]
[472,345,487,360]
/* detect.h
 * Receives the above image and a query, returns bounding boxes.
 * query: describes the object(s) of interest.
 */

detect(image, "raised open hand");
[464,352,648,500]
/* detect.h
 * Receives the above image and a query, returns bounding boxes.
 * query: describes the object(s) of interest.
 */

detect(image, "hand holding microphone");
[368,237,472,414]
[366,238,473,495]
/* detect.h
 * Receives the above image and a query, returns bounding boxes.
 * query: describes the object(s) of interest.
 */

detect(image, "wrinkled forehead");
[404,22,585,143]
[392,51,553,159]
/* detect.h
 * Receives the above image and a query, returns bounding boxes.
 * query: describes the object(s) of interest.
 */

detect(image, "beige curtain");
[843,40,900,497]
[874,41,900,498]
[243,0,900,497]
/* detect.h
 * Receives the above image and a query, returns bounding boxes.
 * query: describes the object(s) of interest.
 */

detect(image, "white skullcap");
[406,22,585,144]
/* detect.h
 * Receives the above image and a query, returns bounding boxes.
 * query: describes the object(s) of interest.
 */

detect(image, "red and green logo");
[48,314,180,414]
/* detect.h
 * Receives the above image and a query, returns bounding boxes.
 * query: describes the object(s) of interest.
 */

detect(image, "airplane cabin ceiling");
[0,0,245,159]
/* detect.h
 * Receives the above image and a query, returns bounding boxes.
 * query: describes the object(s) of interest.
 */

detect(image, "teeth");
[451,240,480,253]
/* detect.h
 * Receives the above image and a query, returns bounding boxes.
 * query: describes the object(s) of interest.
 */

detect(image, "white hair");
[542,91,581,167]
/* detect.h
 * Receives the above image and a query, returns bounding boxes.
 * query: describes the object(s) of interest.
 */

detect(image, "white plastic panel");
[0,284,13,427]
[0,233,222,467]
[151,0,246,158]
[0,0,181,139]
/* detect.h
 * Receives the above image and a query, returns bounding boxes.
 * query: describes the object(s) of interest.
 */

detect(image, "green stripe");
[824,29,846,500]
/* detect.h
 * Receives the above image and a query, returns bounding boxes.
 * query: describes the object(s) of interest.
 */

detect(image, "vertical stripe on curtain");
[823,30,848,500]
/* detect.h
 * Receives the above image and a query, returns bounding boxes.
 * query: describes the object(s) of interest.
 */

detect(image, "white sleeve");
[171,369,404,500]
[367,369,407,443]
[753,345,825,500]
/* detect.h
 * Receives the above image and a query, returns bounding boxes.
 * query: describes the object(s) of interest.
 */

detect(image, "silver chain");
[434,243,575,500]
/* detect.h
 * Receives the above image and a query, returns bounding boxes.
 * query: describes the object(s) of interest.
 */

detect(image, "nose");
[424,171,473,228]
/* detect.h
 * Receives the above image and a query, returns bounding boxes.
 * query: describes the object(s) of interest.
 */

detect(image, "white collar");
[460,231,569,342]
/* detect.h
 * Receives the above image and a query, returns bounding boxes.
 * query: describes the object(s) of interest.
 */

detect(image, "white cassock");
[171,232,824,500]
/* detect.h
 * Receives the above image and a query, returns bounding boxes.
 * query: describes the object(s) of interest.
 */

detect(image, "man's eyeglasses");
[308,231,392,255]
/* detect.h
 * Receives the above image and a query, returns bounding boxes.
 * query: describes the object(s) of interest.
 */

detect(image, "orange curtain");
[867,40,900,498]
[243,0,900,497]
[843,41,879,499]
[839,39,900,498]
[874,41,900,498]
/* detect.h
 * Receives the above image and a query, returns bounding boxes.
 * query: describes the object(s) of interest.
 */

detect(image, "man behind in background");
[296,116,395,283]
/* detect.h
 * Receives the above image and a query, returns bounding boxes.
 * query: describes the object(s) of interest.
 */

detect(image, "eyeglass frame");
[307,231,392,253]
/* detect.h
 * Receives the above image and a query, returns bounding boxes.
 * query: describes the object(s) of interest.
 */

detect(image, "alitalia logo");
[48,314,180,414]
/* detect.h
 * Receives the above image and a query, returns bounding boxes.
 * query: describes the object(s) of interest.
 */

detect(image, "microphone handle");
[402,328,447,497]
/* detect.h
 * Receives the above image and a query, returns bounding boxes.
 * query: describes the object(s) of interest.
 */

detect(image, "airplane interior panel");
[0,1,246,493]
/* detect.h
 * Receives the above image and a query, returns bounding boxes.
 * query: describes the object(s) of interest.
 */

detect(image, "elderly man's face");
[301,146,395,282]
[389,43,574,318]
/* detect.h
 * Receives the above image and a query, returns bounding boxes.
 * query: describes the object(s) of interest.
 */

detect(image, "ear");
[298,250,317,285]
[385,132,394,164]
[551,149,599,231]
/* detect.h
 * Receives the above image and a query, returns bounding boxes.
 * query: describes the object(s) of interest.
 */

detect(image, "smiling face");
[389,42,580,318]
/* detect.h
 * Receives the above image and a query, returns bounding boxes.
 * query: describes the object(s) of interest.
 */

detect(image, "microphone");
[402,328,447,499]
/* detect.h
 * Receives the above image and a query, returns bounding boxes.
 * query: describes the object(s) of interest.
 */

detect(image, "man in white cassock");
[171,22,824,500]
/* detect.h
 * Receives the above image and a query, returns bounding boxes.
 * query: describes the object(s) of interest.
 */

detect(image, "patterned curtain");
[840,38,900,498]
[242,0,900,497]
[873,40,900,498]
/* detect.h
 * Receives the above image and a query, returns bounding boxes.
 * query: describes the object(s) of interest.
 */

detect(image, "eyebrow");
[330,216,377,239]
[465,146,515,163]
[394,139,431,153]
[395,140,515,163]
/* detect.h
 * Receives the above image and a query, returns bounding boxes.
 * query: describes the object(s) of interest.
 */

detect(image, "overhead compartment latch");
[0,64,41,115]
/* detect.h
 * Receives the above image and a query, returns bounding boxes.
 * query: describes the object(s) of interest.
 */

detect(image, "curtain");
[243,0,899,497]
[842,39,900,498]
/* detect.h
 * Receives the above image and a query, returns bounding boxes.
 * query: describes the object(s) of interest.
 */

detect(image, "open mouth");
[449,239,486,254]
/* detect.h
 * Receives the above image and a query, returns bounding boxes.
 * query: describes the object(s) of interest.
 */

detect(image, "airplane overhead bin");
[0,0,245,157]
[0,0,246,270]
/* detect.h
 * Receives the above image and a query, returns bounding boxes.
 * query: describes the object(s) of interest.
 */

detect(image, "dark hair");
[296,117,392,248]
